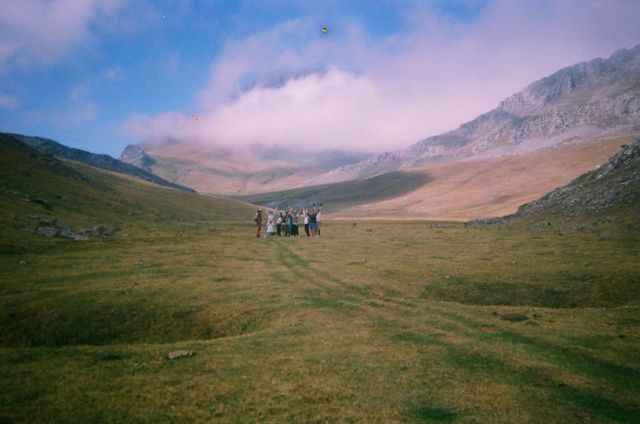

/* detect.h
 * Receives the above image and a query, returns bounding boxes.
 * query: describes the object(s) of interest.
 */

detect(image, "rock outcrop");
[510,138,639,219]
[119,145,156,171]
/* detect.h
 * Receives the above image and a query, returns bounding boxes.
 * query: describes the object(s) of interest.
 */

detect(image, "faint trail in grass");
[487,330,640,392]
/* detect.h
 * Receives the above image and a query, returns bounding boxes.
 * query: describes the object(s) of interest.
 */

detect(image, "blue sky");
[1,0,639,157]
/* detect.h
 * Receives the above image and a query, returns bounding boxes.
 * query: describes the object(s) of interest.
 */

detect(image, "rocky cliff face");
[312,45,640,184]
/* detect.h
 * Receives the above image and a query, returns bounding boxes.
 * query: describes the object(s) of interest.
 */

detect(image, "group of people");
[254,205,322,238]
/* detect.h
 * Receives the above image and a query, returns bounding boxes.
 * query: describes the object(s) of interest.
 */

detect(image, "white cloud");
[0,0,127,71]
[126,0,640,152]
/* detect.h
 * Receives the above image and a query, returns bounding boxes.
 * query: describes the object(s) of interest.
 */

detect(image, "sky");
[1,0,639,157]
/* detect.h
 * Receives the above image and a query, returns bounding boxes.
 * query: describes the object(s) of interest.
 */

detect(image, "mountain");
[118,45,639,220]
[119,139,370,195]
[119,144,157,171]
[3,133,194,193]
[314,45,640,184]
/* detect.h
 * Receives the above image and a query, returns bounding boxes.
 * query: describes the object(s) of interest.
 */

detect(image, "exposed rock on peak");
[119,145,156,171]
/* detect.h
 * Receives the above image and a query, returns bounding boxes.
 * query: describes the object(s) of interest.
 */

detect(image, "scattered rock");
[23,218,113,240]
[534,221,553,228]
[36,226,57,237]
[500,313,528,322]
[168,350,194,360]
[76,225,115,238]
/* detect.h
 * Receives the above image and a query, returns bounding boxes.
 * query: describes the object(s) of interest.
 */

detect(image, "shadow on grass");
[420,273,640,308]
[393,328,640,422]
[406,400,457,422]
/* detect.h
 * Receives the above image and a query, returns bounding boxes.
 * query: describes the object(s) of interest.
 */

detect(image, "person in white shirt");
[266,211,274,236]
[303,208,310,236]
[316,207,322,236]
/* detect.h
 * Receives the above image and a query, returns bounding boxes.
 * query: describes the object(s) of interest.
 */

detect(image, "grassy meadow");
[1,136,639,422]
[1,218,639,422]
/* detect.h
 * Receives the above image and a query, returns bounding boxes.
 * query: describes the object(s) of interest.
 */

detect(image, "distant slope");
[120,140,370,195]
[231,171,432,213]
[332,134,630,220]
[507,137,639,222]
[0,134,254,247]
[3,133,194,193]
[315,45,640,184]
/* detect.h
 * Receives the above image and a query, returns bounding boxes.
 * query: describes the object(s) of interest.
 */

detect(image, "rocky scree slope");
[508,138,639,220]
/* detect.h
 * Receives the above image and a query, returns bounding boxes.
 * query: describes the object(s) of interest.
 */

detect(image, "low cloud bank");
[125,1,640,152]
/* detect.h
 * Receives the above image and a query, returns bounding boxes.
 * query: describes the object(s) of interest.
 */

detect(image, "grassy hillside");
[0,134,254,250]
[4,133,194,192]
[1,134,639,422]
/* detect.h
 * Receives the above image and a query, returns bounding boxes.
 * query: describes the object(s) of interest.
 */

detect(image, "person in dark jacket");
[254,209,263,238]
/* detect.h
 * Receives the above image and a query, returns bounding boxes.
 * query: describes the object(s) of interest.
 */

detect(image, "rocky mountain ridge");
[311,45,640,185]
[3,133,194,193]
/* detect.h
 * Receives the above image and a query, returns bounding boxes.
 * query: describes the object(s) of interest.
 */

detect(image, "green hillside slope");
[0,133,254,251]
[3,132,195,192]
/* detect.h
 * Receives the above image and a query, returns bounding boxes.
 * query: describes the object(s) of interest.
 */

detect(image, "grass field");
[1,219,639,423]
[1,135,639,422]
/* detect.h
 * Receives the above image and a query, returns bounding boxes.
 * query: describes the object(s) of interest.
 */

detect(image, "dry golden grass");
[336,135,632,220]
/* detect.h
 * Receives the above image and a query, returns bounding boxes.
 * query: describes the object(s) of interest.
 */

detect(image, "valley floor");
[1,220,639,422]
